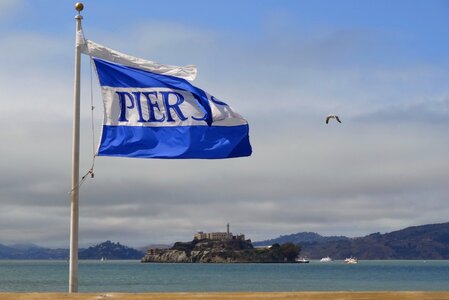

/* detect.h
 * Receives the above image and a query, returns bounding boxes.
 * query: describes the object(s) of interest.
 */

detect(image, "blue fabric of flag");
[94,59,252,159]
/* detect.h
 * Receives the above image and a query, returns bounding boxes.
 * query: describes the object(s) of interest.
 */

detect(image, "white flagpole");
[69,2,84,293]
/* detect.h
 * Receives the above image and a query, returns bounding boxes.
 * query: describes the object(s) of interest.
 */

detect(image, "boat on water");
[344,257,358,264]
[295,257,310,263]
[320,256,332,262]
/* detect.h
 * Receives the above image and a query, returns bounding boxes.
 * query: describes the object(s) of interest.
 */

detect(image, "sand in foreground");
[1,292,449,300]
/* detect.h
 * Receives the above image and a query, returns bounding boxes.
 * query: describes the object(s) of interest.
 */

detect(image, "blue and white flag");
[93,59,252,159]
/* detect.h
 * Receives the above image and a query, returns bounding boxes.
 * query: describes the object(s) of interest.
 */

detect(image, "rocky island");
[141,224,300,263]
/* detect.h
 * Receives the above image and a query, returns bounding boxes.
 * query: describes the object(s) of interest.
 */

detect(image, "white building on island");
[194,223,246,241]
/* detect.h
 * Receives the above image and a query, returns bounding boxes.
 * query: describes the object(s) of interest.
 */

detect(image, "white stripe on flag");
[76,29,197,81]
[100,87,248,127]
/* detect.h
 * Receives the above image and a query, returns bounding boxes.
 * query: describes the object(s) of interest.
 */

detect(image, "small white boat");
[320,256,332,262]
[295,257,310,263]
[344,257,358,264]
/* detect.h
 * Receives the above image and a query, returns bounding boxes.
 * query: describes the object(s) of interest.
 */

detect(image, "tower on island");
[194,224,246,241]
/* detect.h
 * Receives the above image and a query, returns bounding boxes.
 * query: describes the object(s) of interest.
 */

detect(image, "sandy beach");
[1,292,449,300]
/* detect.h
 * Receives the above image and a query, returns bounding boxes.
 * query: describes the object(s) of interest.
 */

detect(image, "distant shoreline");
[1,292,449,300]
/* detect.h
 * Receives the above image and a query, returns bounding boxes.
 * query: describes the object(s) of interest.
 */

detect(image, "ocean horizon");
[1,260,448,292]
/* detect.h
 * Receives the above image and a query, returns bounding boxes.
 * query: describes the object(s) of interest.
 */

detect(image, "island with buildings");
[141,224,301,263]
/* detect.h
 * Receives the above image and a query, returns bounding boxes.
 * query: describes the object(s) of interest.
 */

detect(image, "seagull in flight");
[326,115,341,124]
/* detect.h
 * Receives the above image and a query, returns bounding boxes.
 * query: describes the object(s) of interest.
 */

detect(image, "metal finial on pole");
[75,2,84,13]
[69,2,84,293]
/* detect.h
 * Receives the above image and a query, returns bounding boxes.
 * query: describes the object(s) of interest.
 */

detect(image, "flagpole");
[69,2,84,293]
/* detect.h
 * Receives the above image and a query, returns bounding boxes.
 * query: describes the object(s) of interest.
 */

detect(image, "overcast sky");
[1,0,449,248]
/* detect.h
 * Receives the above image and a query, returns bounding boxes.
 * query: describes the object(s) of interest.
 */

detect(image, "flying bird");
[326,115,341,124]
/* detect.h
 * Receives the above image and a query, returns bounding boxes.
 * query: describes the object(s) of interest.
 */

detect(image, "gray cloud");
[355,98,449,124]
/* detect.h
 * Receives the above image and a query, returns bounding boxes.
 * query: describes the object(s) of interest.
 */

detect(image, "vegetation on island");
[141,239,301,263]
[78,240,144,260]
[253,232,348,247]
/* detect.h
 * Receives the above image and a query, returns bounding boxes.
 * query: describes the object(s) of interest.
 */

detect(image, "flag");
[93,58,252,159]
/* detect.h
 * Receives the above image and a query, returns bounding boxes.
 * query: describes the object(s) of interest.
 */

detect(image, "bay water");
[1,260,448,292]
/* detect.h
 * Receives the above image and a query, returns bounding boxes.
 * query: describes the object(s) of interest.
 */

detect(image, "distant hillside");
[300,222,449,259]
[253,232,348,247]
[78,241,144,259]
[0,243,69,259]
[0,241,144,260]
